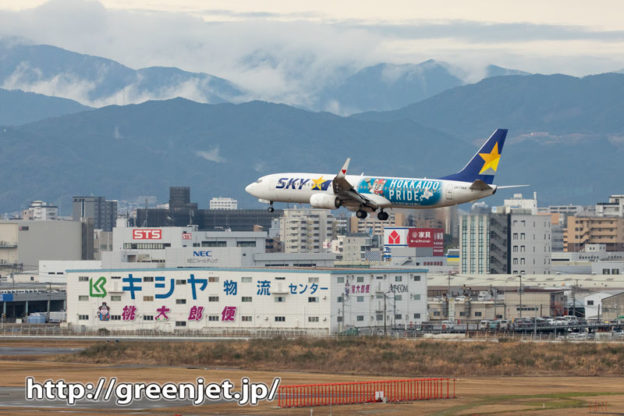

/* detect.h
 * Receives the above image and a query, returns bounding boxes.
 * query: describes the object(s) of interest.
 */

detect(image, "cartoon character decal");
[97,302,110,321]
[357,177,442,206]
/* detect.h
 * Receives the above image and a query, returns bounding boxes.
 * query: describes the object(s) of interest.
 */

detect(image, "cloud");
[348,20,624,43]
[1,61,98,101]
[1,0,624,108]
[195,147,226,163]
[113,126,123,139]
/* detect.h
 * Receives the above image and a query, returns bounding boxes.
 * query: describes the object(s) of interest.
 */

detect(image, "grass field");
[1,338,623,415]
[68,336,624,377]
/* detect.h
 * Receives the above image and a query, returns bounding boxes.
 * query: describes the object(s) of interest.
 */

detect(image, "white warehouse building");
[66,267,427,335]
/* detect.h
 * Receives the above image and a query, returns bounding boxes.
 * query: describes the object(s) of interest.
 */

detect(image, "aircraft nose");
[245,182,256,195]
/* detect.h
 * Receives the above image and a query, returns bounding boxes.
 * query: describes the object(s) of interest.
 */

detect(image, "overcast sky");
[1,0,623,100]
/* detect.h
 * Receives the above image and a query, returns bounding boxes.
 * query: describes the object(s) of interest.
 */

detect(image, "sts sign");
[132,229,162,240]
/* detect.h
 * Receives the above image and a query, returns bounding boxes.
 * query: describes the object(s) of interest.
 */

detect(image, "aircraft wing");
[332,158,385,210]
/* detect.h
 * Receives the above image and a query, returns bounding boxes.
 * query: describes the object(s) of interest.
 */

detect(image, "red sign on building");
[132,229,162,240]
[388,230,401,244]
[407,228,444,256]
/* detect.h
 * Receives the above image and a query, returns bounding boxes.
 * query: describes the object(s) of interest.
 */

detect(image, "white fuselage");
[245,173,496,211]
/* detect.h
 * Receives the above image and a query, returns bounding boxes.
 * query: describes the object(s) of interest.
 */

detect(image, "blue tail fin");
[440,129,507,184]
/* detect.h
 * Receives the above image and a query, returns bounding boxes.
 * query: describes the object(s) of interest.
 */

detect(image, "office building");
[350,212,407,238]
[460,213,508,274]
[509,213,551,275]
[66,267,427,335]
[502,193,538,215]
[564,216,624,252]
[22,201,58,221]
[460,211,551,275]
[280,208,337,253]
[330,234,374,262]
[0,220,85,274]
[595,194,624,217]
[209,197,238,210]
[72,196,118,231]
[136,187,281,231]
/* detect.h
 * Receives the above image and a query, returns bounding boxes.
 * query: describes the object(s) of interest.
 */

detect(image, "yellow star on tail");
[311,176,325,190]
[479,142,501,174]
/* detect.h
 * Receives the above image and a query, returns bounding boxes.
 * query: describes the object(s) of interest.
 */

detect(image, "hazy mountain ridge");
[1,38,534,117]
[0,88,91,125]
[0,98,469,212]
[315,60,464,114]
[0,96,622,214]
[354,73,624,141]
[0,40,248,108]
[1,40,622,212]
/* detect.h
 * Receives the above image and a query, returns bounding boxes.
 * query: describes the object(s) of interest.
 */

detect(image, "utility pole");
[533,304,537,339]
[392,291,396,332]
[518,274,523,318]
[493,286,497,320]
[342,279,348,332]
[572,279,578,317]
[341,290,345,332]
[383,293,387,336]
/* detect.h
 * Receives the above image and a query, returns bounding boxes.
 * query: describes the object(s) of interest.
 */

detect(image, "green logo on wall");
[89,276,107,298]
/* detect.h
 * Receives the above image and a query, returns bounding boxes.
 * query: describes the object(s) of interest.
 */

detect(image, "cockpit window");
[255,178,263,184]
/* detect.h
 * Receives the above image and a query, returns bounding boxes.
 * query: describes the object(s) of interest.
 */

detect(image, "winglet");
[338,158,350,178]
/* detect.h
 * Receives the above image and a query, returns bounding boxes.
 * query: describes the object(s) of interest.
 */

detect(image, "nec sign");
[193,251,212,257]
[132,229,162,240]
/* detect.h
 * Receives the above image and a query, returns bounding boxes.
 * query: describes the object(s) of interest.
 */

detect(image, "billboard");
[132,229,162,240]
[383,228,409,247]
[408,228,444,256]
[385,227,444,256]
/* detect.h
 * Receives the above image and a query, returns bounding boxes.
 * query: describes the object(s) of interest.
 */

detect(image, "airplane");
[245,129,525,220]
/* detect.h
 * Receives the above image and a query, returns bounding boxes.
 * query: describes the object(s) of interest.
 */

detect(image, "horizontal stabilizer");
[497,185,530,189]
[469,179,492,191]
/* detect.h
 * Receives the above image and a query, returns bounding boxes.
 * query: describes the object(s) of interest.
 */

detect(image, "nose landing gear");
[267,201,275,213]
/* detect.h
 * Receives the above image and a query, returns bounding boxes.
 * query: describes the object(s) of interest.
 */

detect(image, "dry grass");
[63,337,624,377]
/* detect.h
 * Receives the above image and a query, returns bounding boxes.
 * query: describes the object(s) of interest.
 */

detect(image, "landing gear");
[377,210,389,221]
[356,209,368,219]
[267,202,275,213]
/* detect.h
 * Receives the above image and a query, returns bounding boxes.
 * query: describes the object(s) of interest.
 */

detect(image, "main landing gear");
[356,209,389,220]
[267,201,275,213]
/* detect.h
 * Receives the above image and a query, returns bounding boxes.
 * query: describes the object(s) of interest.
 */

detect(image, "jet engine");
[310,193,341,209]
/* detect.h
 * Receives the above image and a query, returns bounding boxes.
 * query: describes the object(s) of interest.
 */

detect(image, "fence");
[277,377,455,408]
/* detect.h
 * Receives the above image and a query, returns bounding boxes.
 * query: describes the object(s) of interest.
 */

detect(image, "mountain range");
[0,88,91,126]
[0,87,623,213]
[0,38,529,116]
[0,39,247,108]
[0,39,623,213]
[355,73,624,141]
